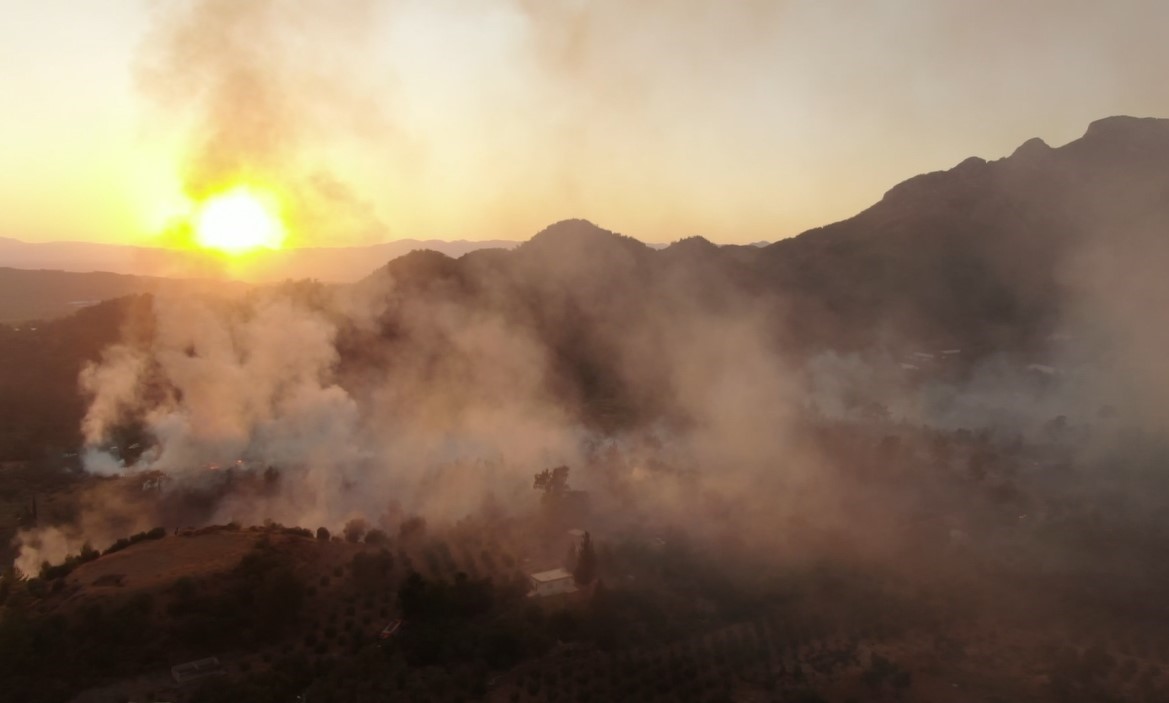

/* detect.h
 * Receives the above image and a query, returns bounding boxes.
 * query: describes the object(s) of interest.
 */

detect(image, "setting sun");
[193,187,285,254]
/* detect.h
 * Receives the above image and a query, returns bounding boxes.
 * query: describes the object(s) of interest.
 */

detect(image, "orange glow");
[192,187,286,255]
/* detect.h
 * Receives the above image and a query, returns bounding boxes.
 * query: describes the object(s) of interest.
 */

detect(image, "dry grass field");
[65,531,263,594]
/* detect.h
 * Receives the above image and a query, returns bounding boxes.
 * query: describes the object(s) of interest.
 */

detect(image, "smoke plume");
[138,0,389,246]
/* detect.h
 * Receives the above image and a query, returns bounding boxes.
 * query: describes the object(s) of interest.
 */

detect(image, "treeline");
[0,589,163,703]
[0,295,152,460]
[166,539,306,652]
[0,537,307,703]
[23,526,168,594]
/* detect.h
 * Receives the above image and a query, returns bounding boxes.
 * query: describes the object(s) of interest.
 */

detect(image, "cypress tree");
[574,531,597,586]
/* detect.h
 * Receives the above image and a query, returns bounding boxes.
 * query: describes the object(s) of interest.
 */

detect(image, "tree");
[398,572,434,620]
[534,466,570,503]
[351,551,393,591]
[399,515,427,541]
[343,518,368,544]
[316,526,331,541]
[255,567,305,637]
[573,532,597,586]
[364,528,389,545]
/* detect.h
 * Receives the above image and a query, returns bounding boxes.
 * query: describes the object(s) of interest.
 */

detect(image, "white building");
[528,567,577,597]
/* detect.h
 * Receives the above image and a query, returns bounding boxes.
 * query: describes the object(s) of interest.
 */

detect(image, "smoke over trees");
[5,115,1169,702]
[573,531,596,586]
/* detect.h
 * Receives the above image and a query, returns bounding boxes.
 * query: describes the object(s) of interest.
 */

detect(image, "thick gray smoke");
[14,238,868,572]
[15,0,1169,617]
[71,284,575,526]
[16,202,1169,595]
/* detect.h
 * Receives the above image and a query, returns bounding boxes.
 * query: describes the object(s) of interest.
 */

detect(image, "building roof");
[530,567,573,582]
[171,656,225,684]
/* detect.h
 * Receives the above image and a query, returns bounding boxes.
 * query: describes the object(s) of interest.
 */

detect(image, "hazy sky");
[2,0,1168,247]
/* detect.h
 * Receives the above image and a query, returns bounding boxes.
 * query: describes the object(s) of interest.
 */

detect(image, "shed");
[171,657,225,684]
[528,567,577,597]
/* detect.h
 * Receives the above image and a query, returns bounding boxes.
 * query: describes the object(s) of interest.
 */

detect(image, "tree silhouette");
[343,518,368,543]
[399,515,427,541]
[534,465,570,496]
[565,541,579,571]
[574,531,596,586]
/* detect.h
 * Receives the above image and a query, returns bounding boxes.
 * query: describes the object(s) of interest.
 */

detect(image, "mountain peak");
[665,235,717,251]
[1082,115,1169,140]
[659,236,721,264]
[1010,136,1052,159]
[530,218,612,240]
[877,155,988,207]
[1074,116,1169,158]
[522,219,649,255]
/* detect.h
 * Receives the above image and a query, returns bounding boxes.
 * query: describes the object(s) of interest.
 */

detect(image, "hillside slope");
[0,268,248,324]
[0,236,520,284]
[756,115,1169,352]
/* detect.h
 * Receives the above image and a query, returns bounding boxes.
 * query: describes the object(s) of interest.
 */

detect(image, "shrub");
[399,515,427,541]
[101,527,167,556]
[26,578,47,598]
[343,518,369,544]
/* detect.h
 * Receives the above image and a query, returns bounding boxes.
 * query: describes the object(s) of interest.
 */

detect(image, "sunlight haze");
[2,0,1168,247]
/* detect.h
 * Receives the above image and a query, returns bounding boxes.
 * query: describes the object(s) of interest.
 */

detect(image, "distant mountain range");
[2,115,1165,346]
[2,115,1168,456]
[753,114,1169,352]
[0,268,249,324]
[0,238,521,323]
[0,236,522,283]
[350,115,1169,357]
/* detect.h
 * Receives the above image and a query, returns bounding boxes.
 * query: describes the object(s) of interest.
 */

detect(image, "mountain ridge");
[3,115,1169,459]
[0,236,523,284]
[0,267,249,324]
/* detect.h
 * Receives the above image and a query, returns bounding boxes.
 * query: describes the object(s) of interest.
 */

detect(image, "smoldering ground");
[14,192,1169,596]
[12,2,1169,649]
[10,219,1169,683]
[4,228,858,576]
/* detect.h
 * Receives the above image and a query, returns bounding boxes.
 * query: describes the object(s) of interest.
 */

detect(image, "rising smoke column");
[79,292,362,474]
[137,0,389,246]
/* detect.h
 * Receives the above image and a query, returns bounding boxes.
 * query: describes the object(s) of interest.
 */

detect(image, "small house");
[171,657,225,684]
[528,567,577,597]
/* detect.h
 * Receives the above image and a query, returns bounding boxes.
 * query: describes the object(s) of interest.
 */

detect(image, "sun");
[193,187,286,254]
